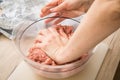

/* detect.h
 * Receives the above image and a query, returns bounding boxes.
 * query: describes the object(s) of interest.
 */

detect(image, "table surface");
[0,29,120,80]
[8,43,109,80]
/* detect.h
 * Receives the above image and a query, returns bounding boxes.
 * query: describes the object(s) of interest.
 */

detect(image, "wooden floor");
[0,29,120,80]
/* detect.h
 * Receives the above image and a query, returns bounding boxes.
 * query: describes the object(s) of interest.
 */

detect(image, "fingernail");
[50,9,55,12]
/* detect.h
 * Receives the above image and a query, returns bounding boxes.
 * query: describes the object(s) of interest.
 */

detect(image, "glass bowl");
[13,17,92,79]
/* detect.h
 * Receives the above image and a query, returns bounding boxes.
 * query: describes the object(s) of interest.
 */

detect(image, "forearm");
[55,0,120,64]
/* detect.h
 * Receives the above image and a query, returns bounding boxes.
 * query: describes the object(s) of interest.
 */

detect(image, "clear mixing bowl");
[13,17,92,79]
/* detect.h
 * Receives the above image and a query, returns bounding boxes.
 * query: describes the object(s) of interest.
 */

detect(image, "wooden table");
[0,29,120,80]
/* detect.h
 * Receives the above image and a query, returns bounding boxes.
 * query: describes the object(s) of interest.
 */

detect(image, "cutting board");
[8,43,108,80]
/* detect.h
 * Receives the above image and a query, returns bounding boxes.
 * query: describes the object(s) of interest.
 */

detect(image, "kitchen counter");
[0,29,120,80]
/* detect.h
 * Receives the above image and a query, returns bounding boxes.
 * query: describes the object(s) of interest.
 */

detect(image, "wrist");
[53,47,66,64]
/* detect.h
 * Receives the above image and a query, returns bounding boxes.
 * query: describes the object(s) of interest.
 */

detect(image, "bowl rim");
[19,16,80,40]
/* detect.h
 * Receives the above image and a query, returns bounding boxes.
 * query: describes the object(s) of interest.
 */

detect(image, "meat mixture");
[27,25,74,65]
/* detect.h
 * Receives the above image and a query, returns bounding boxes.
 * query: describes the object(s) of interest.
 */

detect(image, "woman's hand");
[35,25,71,64]
[35,25,88,64]
[40,0,94,24]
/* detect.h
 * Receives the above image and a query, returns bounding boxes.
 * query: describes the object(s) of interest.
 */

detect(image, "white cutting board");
[8,43,108,80]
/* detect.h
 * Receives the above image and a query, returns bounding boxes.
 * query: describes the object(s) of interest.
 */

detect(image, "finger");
[65,26,73,34]
[40,8,51,17]
[68,33,73,38]
[39,30,44,35]
[45,17,56,23]
[48,27,64,46]
[44,58,53,65]
[50,2,66,12]
[41,7,63,17]
[55,25,67,37]
[36,35,44,40]
[54,18,65,24]
[41,0,58,13]
[39,29,51,36]
[59,27,68,38]
[60,10,84,18]
[40,0,59,17]
[54,25,61,32]
[35,35,44,43]
[35,43,47,50]
[45,13,61,23]
[48,27,59,36]
[63,26,69,37]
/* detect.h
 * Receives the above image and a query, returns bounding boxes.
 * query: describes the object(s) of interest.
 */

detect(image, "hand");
[35,25,73,63]
[40,0,94,24]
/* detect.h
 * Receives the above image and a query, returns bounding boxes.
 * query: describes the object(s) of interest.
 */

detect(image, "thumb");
[50,2,66,12]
